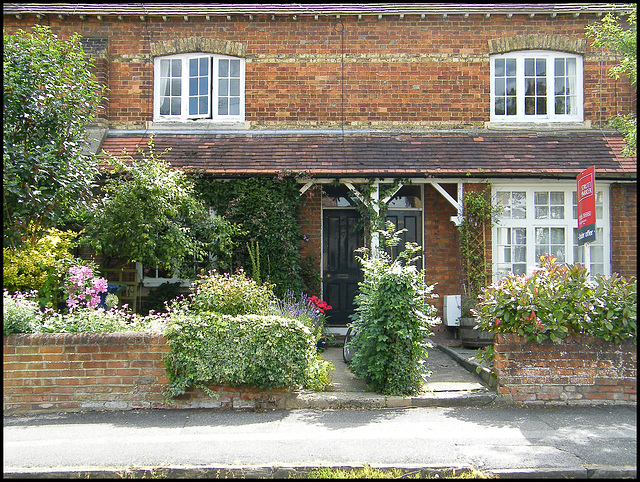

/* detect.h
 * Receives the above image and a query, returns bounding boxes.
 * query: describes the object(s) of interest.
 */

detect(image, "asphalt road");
[3,405,636,478]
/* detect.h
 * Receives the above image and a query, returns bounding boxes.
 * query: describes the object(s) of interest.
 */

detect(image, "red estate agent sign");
[577,166,596,246]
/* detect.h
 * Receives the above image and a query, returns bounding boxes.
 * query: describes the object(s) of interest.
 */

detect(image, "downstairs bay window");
[492,182,610,280]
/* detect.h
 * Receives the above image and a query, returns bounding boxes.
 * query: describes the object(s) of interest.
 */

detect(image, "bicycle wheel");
[343,326,356,364]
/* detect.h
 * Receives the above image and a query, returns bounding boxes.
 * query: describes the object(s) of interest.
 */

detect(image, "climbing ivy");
[195,176,304,297]
[341,179,407,249]
[457,183,502,314]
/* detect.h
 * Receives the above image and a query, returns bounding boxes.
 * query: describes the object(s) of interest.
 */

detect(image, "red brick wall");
[3,334,290,415]
[423,183,462,334]
[3,13,633,130]
[494,333,637,406]
[610,183,637,279]
[299,184,322,270]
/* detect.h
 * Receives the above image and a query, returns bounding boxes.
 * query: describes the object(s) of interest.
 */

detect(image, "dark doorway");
[384,210,423,267]
[322,209,364,326]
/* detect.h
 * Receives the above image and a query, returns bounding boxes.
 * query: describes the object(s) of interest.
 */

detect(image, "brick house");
[4,4,636,339]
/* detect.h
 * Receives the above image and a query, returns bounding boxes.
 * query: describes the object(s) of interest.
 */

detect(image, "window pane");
[199,95,208,114]
[160,59,170,77]
[551,228,564,244]
[219,79,228,96]
[555,77,565,96]
[230,79,240,96]
[218,97,228,115]
[160,97,169,115]
[162,77,171,96]
[495,98,505,116]
[189,77,198,95]
[537,97,547,115]
[525,97,535,115]
[536,206,549,219]
[229,97,240,116]
[507,97,517,115]
[171,97,181,115]
[536,228,549,244]
[506,78,517,95]
[550,206,564,219]
[172,59,182,76]
[550,192,564,204]
[535,192,548,205]
[189,58,198,77]
[525,58,535,76]
[536,79,546,96]
[495,58,505,76]
[526,78,535,96]
[171,78,181,95]
[230,59,241,77]
[506,59,516,76]
[219,59,229,77]
[495,78,505,96]
[536,58,546,75]
[555,58,564,76]
[189,97,197,116]
[514,228,526,245]
[199,76,208,95]
[200,57,209,74]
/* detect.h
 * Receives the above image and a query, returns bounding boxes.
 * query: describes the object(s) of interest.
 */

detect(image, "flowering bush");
[187,269,276,316]
[269,291,332,347]
[475,255,637,345]
[63,265,108,311]
[37,306,165,333]
[3,290,43,335]
[309,295,332,314]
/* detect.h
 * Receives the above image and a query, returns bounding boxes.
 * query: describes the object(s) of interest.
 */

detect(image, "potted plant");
[457,184,502,348]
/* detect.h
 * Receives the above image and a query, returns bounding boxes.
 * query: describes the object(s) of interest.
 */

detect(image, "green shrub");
[187,270,277,316]
[3,290,42,335]
[475,254,637,344]
[163,312,321,399]
[348,225,441,396]
[3,228,79,306]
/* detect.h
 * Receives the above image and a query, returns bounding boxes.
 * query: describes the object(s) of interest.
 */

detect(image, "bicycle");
[342,325,358,363]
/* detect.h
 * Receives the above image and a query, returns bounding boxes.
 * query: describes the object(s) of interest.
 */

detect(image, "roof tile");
[99,131,636,180]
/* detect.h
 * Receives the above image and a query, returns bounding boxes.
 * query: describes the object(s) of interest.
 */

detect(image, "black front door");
[322,209,364,326]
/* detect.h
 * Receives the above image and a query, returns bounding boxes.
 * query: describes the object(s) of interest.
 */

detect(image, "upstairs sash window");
[155,53,245,122]
[491,51,583,123]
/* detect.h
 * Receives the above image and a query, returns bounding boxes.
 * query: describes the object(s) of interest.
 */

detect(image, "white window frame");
[153,53,245,123]
[491,181,610,281]
[490,50,584,123]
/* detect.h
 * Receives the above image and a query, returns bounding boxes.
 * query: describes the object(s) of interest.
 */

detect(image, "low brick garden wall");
[3,333,291,415]
[493,333,637,406]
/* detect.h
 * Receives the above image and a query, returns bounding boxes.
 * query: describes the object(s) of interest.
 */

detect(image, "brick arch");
[150,37,246,57]
[488,34,586,55]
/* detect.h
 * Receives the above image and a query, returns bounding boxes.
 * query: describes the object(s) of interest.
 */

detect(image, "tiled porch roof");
[99,131,636,180]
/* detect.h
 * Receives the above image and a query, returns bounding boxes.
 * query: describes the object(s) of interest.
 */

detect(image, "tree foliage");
[586,5,637,156]
[3,26,107,248]
[83,141,237,277]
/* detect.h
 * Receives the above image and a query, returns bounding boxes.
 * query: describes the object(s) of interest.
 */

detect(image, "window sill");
[147,120,250,131]
[485,120,591,131]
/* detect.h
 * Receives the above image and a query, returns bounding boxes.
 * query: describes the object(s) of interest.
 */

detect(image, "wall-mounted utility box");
[443,294,461,327]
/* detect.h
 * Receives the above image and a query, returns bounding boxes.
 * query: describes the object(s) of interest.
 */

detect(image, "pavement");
[3,340,637,479]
